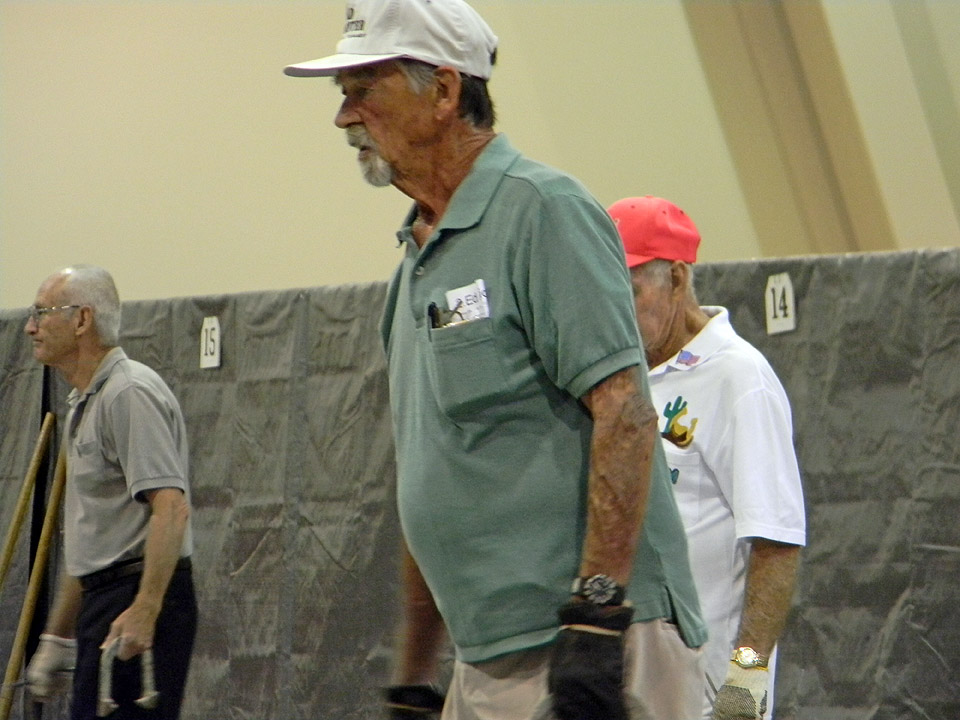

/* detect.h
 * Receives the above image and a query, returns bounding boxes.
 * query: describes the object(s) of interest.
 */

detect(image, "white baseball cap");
[284,0,499,80]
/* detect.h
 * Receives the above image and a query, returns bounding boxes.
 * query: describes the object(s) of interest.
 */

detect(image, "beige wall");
[2,1,958,308]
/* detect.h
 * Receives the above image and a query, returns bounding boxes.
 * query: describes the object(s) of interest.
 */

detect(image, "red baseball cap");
[607,196,701,268]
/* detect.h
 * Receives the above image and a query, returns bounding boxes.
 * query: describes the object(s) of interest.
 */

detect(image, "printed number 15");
[202,326,218,356]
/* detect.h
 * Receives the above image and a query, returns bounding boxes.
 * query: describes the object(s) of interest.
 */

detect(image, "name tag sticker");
[445,279,490,323]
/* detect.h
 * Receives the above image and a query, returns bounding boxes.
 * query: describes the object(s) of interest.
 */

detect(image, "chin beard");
[360,152,393,188]
[347,125,393,187]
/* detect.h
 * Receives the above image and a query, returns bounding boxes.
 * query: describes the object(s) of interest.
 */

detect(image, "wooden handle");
[0,412,55,591]
[0,445,67,720]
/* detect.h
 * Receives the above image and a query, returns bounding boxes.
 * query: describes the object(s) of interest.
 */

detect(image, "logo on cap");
[344,6,365,34]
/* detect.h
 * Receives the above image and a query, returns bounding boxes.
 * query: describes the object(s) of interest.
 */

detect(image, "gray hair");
[397,59,496,129]
[639,259,699,304]
[58,265,121,346]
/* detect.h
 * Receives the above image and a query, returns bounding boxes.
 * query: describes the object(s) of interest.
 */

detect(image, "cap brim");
[284,52,405,77]
[624,252,656,269]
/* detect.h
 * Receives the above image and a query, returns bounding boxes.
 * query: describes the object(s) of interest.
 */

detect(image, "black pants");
[72,564,198,720]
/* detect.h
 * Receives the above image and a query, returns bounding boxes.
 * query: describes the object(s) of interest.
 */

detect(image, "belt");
[80,556,191,592]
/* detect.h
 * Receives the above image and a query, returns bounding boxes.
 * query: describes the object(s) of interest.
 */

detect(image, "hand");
[102,600,157,661]
[712,662,769,720]
[26,634,76,701]
[547,600,634,720]
[384,684,445,719]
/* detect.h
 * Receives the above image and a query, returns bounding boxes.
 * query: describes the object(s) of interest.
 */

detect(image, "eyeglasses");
[27,305,81,324]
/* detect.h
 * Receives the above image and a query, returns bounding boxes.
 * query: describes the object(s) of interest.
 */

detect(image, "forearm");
[579,366,658,585]
[135,488,189,618]
[394,544,446,685]
[99,488,187,658]
[551,366,653,720]
[44,572,82,638]
[736,539,801,656]
[27,575,79,700]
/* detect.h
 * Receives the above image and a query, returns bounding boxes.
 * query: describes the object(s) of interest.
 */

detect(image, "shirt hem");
[455,626,558,664]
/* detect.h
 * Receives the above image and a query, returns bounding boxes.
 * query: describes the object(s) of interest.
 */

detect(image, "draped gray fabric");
[0,312,47,705]
[1,253,957,719]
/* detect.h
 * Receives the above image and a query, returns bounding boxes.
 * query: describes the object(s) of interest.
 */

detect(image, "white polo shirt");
[647,307,806,717]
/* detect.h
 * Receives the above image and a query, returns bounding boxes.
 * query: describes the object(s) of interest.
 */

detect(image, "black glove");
[548,600,635,720]
[384,684,445,719]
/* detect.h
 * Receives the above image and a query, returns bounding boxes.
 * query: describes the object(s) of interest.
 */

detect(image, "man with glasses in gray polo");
[23,264,197,720]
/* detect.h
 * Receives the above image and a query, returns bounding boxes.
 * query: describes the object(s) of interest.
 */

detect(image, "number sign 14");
[765,272,796,335]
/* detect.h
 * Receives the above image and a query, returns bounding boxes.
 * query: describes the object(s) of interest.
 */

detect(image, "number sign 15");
[200,316,221,369]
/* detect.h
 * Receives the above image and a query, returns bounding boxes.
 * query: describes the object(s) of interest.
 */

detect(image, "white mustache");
[346,125,375,151]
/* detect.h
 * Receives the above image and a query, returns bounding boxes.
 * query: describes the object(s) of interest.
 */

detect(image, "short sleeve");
[106,384,187,501]
[514,190,643,398]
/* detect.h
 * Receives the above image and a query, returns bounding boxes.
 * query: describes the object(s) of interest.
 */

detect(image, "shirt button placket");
[410,262,428,327]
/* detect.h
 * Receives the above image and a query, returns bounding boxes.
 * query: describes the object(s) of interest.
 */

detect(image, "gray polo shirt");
[64,347,192,577]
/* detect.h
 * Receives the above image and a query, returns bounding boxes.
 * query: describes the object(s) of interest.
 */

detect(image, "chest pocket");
[71,438,108,494]
[663,447,706,528]
[68,398,117,498]
[425,318,510,420]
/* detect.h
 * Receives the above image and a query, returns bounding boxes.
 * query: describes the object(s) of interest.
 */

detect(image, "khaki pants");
[442,619,705,720]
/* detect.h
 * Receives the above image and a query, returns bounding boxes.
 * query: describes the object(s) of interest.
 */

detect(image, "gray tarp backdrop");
[1,251,958,719]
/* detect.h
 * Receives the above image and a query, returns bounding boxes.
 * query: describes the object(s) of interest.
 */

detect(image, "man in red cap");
[608,196,807,720]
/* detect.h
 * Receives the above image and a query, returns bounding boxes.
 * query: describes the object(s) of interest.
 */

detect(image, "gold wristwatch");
[732,646,769,668]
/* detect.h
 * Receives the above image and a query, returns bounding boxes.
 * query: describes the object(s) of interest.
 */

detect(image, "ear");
[74,305,96,338]
[431,66,462,120]
[669,261,688,290]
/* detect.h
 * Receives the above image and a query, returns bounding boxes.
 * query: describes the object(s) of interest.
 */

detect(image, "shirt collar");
[397,133,520,248]
[649,306,733,375]
[67,346,128,406]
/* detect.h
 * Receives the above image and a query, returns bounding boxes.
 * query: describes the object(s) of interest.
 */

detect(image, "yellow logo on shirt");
[662,395,697,448]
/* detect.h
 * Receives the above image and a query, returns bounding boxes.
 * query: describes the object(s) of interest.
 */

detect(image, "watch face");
[733,647,766,668]
[582,575,618,604]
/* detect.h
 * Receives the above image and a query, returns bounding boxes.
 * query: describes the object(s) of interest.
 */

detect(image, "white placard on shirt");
[444,279,490,323]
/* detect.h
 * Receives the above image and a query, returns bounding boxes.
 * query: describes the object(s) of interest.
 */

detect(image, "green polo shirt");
[381,134,706,662]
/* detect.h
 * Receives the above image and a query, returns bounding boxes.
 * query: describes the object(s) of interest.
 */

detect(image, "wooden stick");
[0,413,55,592]
[0,446,67,720]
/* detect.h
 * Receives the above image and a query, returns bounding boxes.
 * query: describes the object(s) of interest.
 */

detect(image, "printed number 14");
[770,286,789,319]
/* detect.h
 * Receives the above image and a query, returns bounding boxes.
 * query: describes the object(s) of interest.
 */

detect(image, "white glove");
[712,662,769,720]
[26,634,76,701]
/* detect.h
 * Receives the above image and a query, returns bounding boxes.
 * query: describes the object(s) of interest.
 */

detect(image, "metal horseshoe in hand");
[97,637,159,717]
